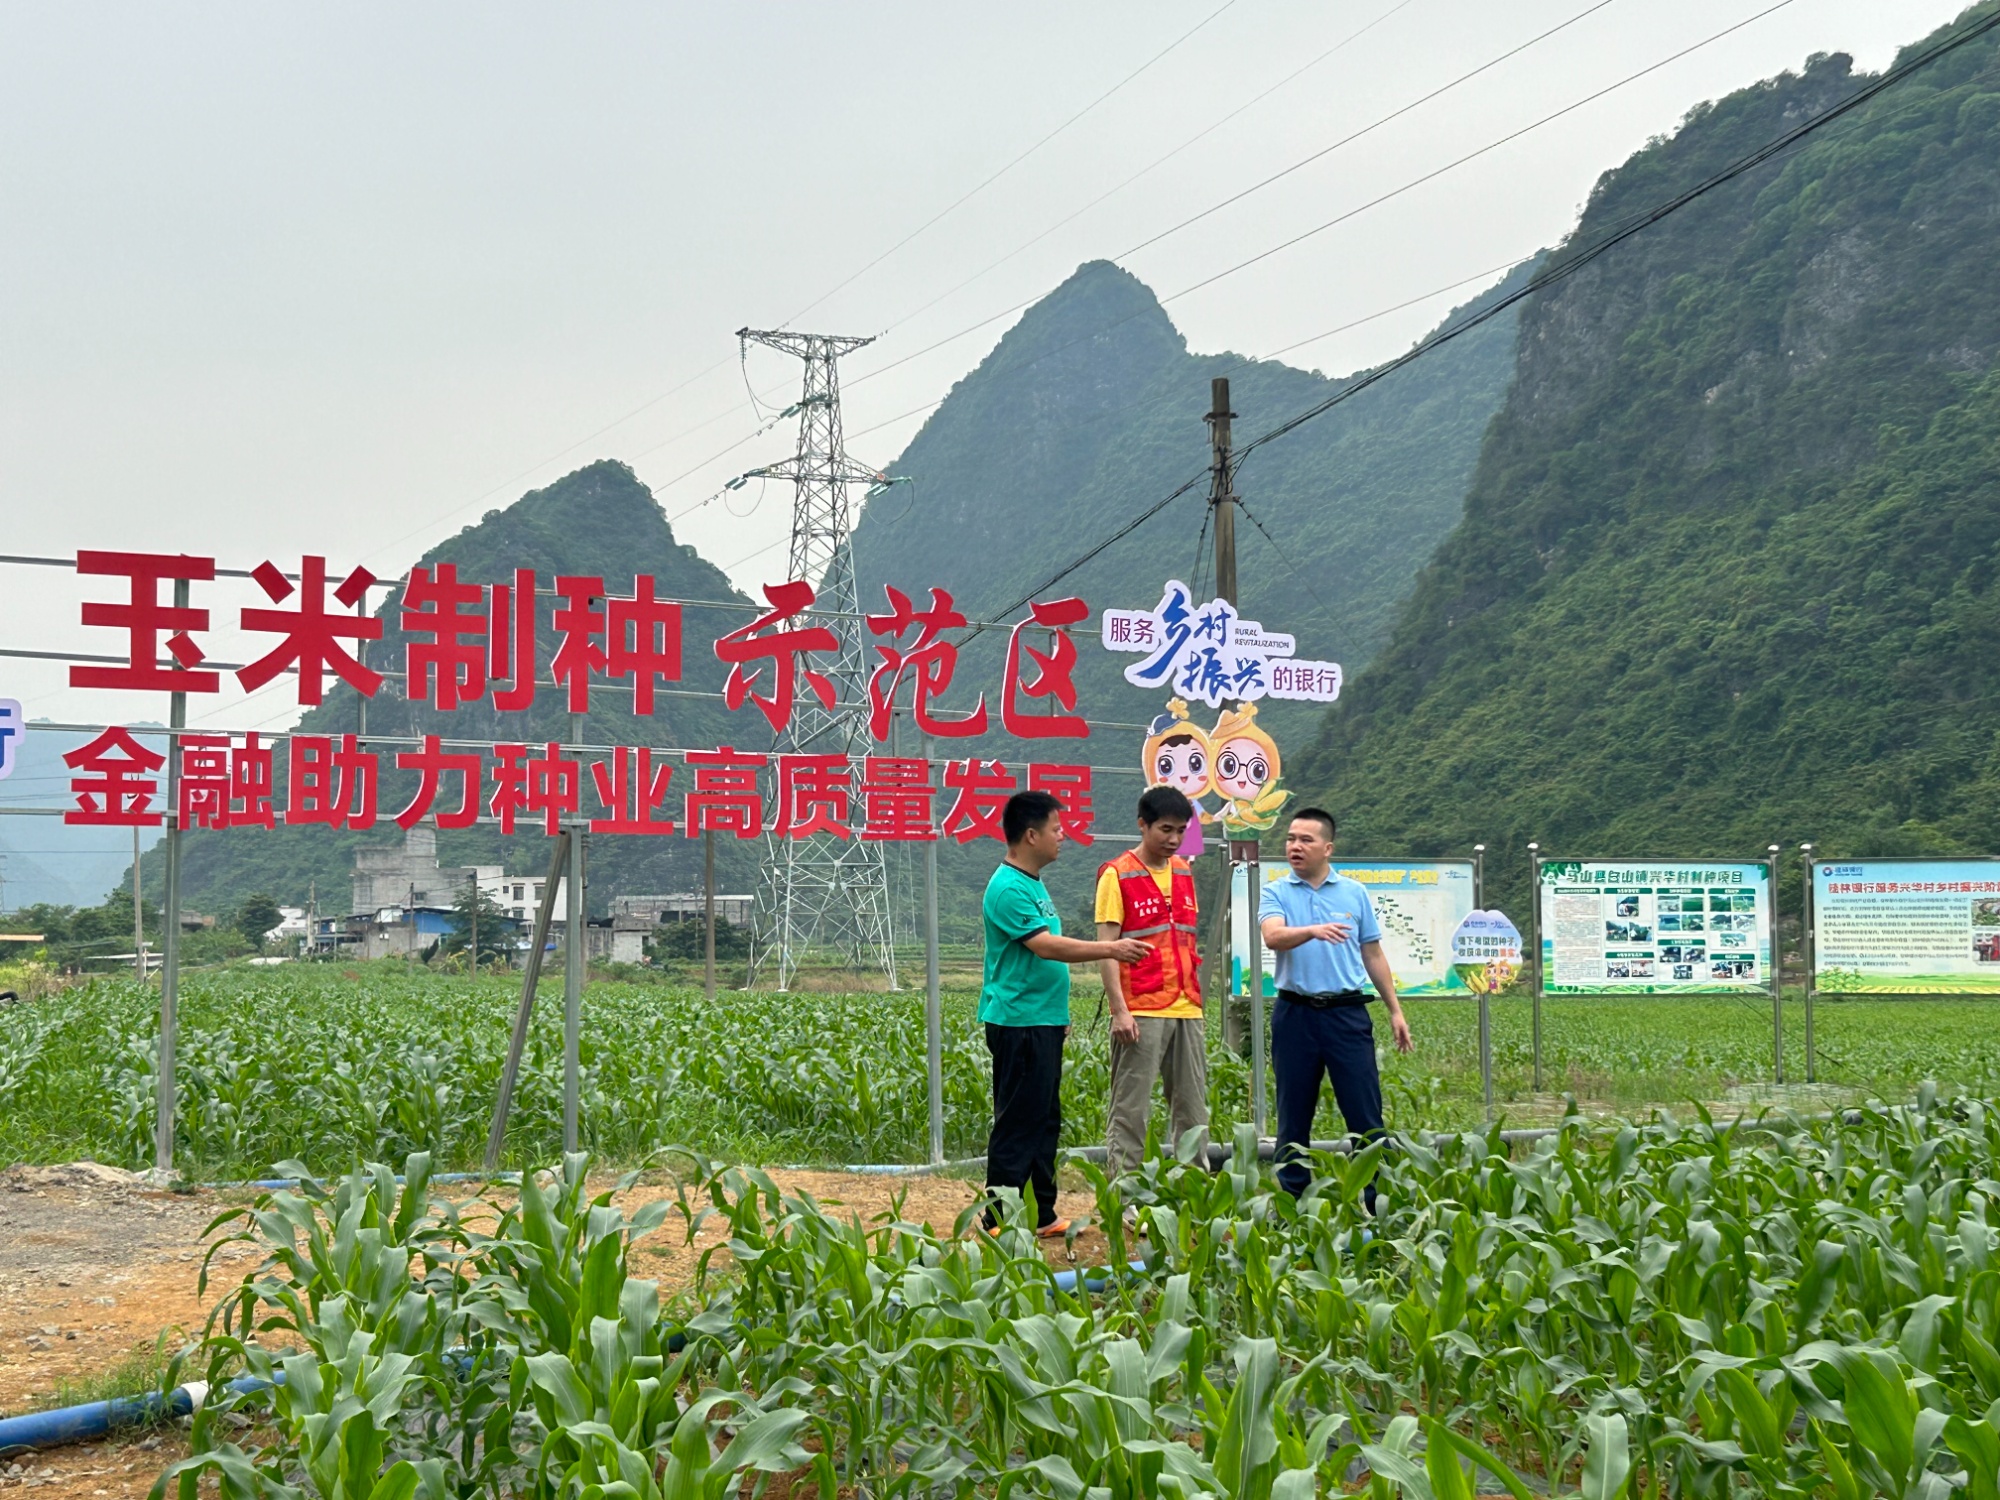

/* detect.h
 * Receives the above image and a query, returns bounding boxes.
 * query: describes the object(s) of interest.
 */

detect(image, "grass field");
[3,964,1996,1176]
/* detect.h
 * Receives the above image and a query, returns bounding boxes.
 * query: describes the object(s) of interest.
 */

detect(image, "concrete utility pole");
[469,870,479,979]
[1210,376,1238,607]
[1205,376,1267,1136]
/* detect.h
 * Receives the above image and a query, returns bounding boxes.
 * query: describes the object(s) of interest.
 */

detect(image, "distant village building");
[611,892,754,928]
[315,827,748,966]
[324,826,568,961]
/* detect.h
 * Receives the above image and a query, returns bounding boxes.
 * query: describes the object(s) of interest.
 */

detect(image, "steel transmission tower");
[736,327,898,991]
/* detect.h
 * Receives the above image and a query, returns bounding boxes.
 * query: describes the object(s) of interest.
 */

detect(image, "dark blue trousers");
[1271,998,1384,1201]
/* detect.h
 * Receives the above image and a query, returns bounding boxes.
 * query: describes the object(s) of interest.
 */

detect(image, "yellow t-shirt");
[1094,863,1203,1019]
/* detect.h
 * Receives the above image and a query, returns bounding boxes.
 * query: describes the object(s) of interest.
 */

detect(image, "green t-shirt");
[979,861,1070,1027]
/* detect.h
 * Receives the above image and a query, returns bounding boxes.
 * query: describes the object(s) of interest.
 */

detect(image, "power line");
[360,353,741,568]
[971,4,2000,632]
[517,0,1424,498]
[370,0,1657,552]
[961,474,1210,648]
[357,7,1239,570]
[841,251,1535,448]
[838,0,1797,441]
[775,0,1241,329]
[1160,0,1802,311]
[612,0,1660,516]
[1119,0,1626,265]
[1239,3,2000,459]
[1234,497,1370,664]
[843,0,1635,395]
[878,0,1424,339]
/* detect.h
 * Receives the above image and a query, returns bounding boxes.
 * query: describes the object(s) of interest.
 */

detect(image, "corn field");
[8,970,2000,1175]
[167,1092,2000,1497]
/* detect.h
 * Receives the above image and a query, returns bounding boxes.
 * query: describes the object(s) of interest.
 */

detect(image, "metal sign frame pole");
[563,709,585,1154]
[151,580,190,1179]
[922,737,944,1166]
[1245,847,1267,1138]
[1473,843,1492,1121]
[562,828,584,1151]
[703,829,717,1002]
[485,833,570,1170]
[1527,843,1542,1093]
[132,828,144,981]
[1767,846,1784,1085]
[1799,843,1816,1084]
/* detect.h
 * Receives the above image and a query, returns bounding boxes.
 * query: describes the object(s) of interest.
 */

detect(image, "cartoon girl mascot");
[1141,699,1214,859]
[1210,702,1289,836]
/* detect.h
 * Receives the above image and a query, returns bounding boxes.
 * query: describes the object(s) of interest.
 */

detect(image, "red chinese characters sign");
[70,554,1078,736]
[65,552,1098,839]
[67,732,1092,844]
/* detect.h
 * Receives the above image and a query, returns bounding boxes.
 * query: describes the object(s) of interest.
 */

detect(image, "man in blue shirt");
[1258,807,1413,1200]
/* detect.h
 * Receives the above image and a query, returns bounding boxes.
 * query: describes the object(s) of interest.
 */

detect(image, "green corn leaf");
[1714,1368,1786,1461]
[713,1406,809,1474]
[365,1461,420,1500]
[1359,1443,1431,1499]
[1945,1412,2000,1500]
[1898,1294,1953,1375]
[1422,1420,1537,1500]
[1424,1431,1476,1500]
[1580,1412,1631,1500]
[1817,1422,1868,1500]
[1834,1348,1919,1486]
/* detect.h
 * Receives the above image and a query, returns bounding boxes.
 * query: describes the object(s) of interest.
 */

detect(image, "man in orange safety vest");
[1096,784,1207,1175]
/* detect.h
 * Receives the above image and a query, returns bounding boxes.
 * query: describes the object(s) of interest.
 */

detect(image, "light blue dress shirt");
[1258,869,1382,995]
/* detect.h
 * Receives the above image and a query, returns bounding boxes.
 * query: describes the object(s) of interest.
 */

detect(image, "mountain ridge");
[1298,5,2000,919]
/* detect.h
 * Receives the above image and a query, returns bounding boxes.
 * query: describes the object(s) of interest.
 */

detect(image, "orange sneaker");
[1034,1218,1073,1239]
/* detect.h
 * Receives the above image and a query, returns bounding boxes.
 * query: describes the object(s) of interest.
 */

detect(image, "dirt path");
[0,1163,1108,1499]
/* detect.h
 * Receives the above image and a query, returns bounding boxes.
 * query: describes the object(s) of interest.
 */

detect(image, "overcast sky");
[0,0,1972,756]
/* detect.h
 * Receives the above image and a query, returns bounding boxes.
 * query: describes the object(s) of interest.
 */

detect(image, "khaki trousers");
[1105,1014,1209,1174]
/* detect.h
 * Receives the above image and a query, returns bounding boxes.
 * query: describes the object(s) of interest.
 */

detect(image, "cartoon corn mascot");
[1209,702,1289,837]
[1141,699,1214,858]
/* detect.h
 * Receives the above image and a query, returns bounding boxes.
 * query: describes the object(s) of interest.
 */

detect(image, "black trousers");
[984,1022,1065,1228]
[1271,999,1384,1202]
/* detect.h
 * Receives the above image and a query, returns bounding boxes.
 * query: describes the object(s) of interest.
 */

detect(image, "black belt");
[1278,988,1367,1010]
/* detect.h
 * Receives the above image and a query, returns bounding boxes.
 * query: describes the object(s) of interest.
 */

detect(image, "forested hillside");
[849,257,1532,929]
[851,257,1534,741]
[1300,9,2000,917]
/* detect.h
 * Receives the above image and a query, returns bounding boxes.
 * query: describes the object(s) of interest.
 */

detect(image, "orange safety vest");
[1100,848,1202,1011]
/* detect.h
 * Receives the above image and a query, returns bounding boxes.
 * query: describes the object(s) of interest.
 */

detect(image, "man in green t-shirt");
[981,789,1148,1235]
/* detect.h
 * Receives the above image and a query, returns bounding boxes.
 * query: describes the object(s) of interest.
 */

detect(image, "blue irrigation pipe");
[0,1373,270,1459]
[1049,1259,1151,1294]
[0,1338,686,1459]
[199,1170,518,1191]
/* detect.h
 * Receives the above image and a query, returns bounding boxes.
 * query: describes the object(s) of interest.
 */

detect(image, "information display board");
[1812,858,2000,994]
[1536,859,1772,994]
[1232,859,1477,997]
